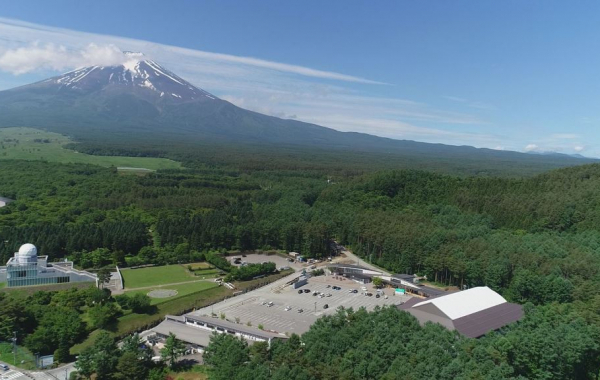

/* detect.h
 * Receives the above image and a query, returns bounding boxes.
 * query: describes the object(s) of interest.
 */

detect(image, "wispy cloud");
[0,17,502,149]
[525,144,539,152]
[0,43,127,74]
[444,95,496,111]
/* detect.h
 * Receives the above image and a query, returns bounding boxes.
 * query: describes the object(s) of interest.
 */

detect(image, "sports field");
[0,127,181,170]
[124,281,219,305]
[121,264,196,288]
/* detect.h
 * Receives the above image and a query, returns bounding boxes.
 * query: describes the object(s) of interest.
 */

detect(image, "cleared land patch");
[0,127,181,170]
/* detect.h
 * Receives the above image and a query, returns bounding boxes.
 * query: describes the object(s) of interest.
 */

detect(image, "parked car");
[352,289,358,294]
[366,292,373,297]
[267,302,274,307]
[297,308,304,313]
[313,292,318,296]
[323,304,329,309]
[285,306,292,311]
[326,285,331,288]
[242,254,247,257]
[326,293,332,297]
[375,294,380,298]
[1,364,9,371]
[303,289,311,293]
[298,290,303,294]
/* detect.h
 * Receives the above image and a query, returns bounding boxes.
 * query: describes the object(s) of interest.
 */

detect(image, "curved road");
[335,249,391,277]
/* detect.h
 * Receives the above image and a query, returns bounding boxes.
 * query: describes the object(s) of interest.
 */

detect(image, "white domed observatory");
[15,243,38,264]
[0,243,96,288]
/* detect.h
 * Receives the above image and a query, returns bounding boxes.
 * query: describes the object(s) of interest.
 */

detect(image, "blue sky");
[0,1,598,156]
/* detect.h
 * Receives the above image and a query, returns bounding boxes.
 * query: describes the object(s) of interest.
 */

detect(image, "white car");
[267,302,274,307]
[285,306,292,311]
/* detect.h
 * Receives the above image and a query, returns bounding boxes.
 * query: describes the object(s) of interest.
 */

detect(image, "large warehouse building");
[399,286,523,338]
[0,243,97,287]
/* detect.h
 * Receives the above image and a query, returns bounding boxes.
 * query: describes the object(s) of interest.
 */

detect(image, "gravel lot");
[228,252,305,270]
[188,271,412,335]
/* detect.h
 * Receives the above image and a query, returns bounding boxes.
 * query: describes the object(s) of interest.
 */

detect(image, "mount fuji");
[0,53,595,169]
[0,52,375,146]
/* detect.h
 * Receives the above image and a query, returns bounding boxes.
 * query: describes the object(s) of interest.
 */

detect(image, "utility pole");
[314,302,316,313]
[12,331,16,365]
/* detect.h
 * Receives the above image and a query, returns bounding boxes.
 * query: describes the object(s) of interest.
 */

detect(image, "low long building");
[149,314,288,352]
[399,286,523,338]
[387,273,449,298]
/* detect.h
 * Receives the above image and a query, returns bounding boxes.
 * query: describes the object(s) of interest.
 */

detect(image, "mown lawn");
[121,265,195,288]
[0,127,181,170]
[124,281,219,305]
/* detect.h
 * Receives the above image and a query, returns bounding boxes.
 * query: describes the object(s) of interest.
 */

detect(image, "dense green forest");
[2,155,600,378]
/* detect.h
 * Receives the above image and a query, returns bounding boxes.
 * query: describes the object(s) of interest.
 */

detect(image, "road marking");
[2,370,28,380]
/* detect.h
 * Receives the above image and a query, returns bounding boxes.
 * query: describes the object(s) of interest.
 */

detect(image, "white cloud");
[574,146,585,152]
[525,144,539,152]
[0,43,128,75]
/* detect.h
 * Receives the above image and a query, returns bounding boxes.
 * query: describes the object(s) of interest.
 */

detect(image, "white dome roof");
[18,243,37,257]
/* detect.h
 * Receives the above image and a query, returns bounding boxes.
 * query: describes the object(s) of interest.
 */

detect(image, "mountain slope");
[0,54,595,171]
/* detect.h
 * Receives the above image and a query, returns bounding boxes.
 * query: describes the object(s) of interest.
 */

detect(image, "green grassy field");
[0,342,36,370]
[0,127,181,170]
[124,281,219,305]
[121,264,196,288]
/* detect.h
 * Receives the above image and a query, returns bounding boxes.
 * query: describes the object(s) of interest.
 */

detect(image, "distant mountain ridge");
[527,151,589,159]
[0,53,595,169]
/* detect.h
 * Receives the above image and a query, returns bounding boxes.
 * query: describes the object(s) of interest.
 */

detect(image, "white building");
[0,243,97,287]
[399,286,524,338]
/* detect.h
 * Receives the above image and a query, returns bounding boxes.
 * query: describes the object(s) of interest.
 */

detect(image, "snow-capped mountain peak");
[46,55,215,102]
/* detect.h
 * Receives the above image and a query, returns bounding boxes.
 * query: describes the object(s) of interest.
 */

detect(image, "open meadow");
[120,263,220,289]
[0,127,181,170]
[124,281,219,305]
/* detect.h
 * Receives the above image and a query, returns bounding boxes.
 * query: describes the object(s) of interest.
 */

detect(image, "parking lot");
[188,271,412,335]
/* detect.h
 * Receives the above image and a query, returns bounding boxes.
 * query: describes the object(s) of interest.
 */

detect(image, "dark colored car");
[298,290,303,294]
[352,289,358,293]
[375,294,380,298]
[304,289,311,293]
[323,304,329,309]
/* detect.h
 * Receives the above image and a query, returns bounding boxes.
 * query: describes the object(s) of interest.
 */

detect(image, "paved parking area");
[189,272,411,335]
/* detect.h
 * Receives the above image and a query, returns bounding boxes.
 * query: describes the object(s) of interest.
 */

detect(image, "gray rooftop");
[152,319,214,347]
[453,302,523,338]
[185,314,287,340]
